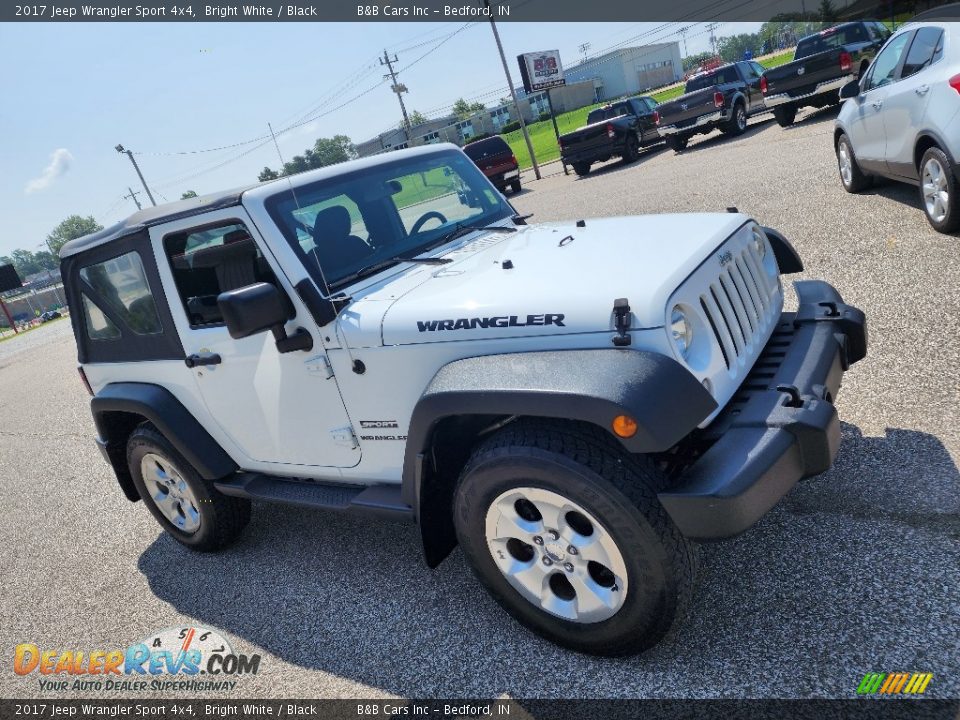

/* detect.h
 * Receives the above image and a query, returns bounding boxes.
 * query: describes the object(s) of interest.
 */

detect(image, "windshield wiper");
[434,221,516,246]
[334,254,452,287]
[331,223,516,287]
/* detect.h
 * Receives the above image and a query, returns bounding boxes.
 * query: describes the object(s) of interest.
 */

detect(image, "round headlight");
[751,227,767,259]
[670,305,693,358]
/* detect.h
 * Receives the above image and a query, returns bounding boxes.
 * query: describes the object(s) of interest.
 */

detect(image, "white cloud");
[25,148,74,194]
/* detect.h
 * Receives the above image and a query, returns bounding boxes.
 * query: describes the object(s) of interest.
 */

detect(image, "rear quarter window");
[79,252,161,335]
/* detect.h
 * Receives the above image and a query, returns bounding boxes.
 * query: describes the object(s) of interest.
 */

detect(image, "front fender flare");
[401,349,717,566]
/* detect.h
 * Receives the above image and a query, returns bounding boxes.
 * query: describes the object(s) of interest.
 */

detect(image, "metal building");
[564,43,683,102]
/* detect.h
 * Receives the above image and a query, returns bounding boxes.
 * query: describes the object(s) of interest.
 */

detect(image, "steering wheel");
[409,211,448,235]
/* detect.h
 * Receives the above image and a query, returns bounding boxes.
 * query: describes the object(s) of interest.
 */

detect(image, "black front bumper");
[658,280,867,541]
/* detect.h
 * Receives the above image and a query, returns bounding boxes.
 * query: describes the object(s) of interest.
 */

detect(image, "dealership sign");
[517,50,566,93]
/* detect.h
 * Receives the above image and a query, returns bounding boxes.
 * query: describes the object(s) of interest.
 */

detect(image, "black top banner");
[3,0,958,23]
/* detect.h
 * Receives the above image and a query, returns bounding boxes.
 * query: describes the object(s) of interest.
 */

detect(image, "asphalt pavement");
[1,106,958,701]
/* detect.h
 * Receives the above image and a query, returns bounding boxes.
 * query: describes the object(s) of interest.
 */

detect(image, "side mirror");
[840,79,861,100]
[217,282,313,353]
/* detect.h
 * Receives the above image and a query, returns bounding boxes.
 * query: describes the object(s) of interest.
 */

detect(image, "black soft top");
[59,185,255,259]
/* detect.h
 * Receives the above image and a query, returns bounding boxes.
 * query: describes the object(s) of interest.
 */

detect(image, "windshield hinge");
[305,354,334,379]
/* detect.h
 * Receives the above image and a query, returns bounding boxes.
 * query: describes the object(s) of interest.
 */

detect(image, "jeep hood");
[373,213,749,346]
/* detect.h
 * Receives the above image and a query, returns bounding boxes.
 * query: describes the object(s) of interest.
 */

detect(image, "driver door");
[151,207,361,470]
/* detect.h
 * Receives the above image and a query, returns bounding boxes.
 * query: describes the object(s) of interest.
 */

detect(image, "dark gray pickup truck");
[655,61,768,151]
[558,96,661,176]
[760,21,890,126]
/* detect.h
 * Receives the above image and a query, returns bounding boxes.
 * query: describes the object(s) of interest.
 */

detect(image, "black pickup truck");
[558,96,661,176]
[760,21,890,126]
[655,61,768,151]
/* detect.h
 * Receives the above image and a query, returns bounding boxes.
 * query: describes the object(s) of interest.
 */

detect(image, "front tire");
[919,147,959,233]
[510,179,521,194]
[452,419,696,656]
[773,105,797,127]
[128,423,250,551]
[572,162,591,177]
[836,133,871,193]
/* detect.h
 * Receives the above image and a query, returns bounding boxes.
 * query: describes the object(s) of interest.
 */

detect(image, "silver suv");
[834,21,960,233]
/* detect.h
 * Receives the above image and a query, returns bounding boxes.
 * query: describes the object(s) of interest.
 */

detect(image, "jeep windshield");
[265,148,513,290]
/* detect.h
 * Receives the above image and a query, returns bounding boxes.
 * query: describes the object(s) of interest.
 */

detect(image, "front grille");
[700,243,774,369]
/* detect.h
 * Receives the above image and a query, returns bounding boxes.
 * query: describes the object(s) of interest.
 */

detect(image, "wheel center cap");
[544,541,566,563]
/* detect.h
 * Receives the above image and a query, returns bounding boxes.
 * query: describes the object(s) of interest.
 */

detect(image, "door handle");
[185,352,222,368]
[915,84,929,96]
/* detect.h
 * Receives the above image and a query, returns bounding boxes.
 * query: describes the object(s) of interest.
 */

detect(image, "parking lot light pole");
[482,0,541,180]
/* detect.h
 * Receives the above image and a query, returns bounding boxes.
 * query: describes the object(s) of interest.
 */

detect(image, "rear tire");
[622,135,639,164]
[919,146,960,233]
[836,133,871,193]
[573,162,591,177]
[510,179,521,194]
[452,419,696,656]
[722,101,748,136]
[666,135,688,152]
[773,105,797,127]
[128,423,250,551]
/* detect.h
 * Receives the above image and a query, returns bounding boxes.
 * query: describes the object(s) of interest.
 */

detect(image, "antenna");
[266,122,339,301]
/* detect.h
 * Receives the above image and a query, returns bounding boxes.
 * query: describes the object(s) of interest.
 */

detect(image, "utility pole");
[115,144,156,206]
[679,26,689,58]
[578,42,591,61]
[707,23,719,55]
[482,0,540,180]
[380,50,412,138]
[123,186,142,211]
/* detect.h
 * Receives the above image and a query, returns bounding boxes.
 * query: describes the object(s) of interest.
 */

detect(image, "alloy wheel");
[922,157,950,224]
[140,453,201,534]
[484,487,628,623]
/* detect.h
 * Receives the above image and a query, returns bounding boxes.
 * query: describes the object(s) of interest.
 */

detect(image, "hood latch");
[612,298,632,347]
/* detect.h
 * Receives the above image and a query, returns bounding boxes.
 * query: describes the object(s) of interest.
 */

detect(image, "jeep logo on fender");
[417,314,566,332]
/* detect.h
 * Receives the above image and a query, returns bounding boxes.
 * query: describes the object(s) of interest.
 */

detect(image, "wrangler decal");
[417,314,565,332]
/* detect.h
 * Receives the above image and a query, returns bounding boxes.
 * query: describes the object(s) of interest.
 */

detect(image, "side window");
[874,22,891,42]
[79,252,161,335]
[751,62,766,78]
[81,294,121,340]
[902,27,945,78]
[863,31,912,90]
[163,221,282,327]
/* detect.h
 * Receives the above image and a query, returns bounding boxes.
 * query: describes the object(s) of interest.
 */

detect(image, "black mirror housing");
[217,282,290,340]
[840,79,860,100]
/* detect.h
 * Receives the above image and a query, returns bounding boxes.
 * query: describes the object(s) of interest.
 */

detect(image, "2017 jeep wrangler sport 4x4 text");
[61,144,867,656]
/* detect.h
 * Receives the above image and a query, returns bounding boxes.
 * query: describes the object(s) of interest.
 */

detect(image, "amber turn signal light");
[612,415,638,438]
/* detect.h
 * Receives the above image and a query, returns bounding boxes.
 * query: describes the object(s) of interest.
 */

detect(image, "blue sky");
[0,20,760,257]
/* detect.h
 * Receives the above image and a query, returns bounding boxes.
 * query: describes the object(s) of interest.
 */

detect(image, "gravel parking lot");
[1,106,958,701]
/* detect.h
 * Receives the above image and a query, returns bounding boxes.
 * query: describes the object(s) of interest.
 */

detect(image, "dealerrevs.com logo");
[14,626,261,693]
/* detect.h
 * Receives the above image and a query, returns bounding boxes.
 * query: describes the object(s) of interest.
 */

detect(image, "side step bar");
[215,473,414,523]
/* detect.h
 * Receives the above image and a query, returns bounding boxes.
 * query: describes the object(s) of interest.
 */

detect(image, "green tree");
[259,135,358,180]
[180,190,198,199]
[682,51,716,72]
[452,98,487,120]
[717,33,760,62]
[3,249,56,276]
[45,215,103,256]
[407,110,428,127]
[817,0,838,24]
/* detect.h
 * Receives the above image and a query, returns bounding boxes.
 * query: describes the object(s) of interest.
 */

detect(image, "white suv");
[835,20,960,232]
[61,144,866,655]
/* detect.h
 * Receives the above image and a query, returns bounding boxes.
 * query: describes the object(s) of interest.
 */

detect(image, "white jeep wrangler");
[61,144,866,656]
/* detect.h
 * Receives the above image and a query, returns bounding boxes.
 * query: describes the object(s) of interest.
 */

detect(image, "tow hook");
[612,298,632,347]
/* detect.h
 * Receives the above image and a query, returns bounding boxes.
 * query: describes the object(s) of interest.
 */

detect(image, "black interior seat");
[311,206,372,272]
